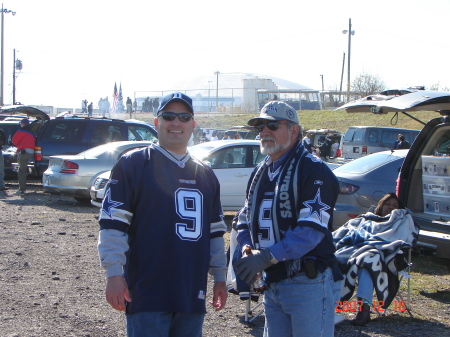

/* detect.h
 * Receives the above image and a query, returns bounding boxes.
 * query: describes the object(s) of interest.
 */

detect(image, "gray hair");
[286,121,302,140]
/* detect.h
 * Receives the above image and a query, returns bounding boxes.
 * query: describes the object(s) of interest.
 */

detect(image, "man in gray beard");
[233,101,341,337]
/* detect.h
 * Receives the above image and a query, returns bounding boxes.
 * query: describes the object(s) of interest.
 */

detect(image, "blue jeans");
[356,268,374,303]
[126,311,205,337]
[263,267,334,337]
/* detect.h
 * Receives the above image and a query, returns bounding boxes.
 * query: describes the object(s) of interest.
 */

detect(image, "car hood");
[0,105,50,121]
[336,90,450,114]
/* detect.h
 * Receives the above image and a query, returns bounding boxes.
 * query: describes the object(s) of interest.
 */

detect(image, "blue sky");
[6,0,450,108]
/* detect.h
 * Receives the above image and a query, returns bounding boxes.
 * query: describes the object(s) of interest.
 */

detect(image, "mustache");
[261,136,276,142]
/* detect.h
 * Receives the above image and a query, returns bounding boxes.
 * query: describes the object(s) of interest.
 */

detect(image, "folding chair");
[392,248,413,316]
[345,247,414,317]
[242,292,264,322]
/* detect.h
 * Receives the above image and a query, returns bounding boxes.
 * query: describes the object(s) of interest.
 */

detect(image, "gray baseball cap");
[248,101,299,126]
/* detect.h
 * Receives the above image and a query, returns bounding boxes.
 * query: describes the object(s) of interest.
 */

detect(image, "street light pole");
[1,4,15,106]
[342,18,355,102]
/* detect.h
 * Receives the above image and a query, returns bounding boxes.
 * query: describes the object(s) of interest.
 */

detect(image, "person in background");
[199,132,209,143]
[152,97,159,115]
[98,92,227,337]
[234,133,242,140]
[222,132,231,140]
[331,140,340,158]
[319,136,333,161]
[302,132,313,153]
[397,135,411,149]
[0,128,8,191]
[126,97,133,113]
[333,193,419,326]
[88,102,94,117]
[233,101,340,337]
[12,119,36,196]
[393,134,402,149]
[211,132,219,141]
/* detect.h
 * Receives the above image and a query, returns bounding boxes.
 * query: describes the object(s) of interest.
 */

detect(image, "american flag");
[111,82,118,113]
[117,83,124,113]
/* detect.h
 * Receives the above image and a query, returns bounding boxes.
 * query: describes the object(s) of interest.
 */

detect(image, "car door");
[208,144,263,211]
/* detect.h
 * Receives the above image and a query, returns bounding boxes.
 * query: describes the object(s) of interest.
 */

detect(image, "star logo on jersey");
[302,189,330,222]
[101,188,124,218]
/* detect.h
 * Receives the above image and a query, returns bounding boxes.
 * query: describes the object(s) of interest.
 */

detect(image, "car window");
[252,145,265,166]
[433,130,450,155]
[128,125,157,142]
[40,120,85,141]
[380,130,400,146]
[353,128,364,142]
[208,146,247,169]
[368,129,379,143]
[343,128,355,142]
[334,152,406,174]
[91,124,122,144]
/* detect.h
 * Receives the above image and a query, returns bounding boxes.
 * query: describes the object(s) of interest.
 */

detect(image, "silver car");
[90,140,339,210]
[43,141,154,202]
[332,149,408,230]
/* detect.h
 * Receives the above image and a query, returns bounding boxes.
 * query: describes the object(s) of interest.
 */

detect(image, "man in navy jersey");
[233,101,340,337]
[98,92,228,337]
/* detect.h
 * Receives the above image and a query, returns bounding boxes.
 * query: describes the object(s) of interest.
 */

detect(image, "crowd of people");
[0,93,417,336]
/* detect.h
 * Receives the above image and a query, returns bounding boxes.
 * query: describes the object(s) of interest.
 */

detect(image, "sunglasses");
[254,121,287,133]
[158,111,193,122]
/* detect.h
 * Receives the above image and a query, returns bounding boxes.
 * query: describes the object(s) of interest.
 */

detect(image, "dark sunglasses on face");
[254,121,287,133]
[158,111,193,122]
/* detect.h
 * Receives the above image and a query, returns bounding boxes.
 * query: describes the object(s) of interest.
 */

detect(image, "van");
[340,126,420,160]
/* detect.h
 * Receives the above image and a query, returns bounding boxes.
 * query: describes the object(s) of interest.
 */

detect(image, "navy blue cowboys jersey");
[99,144,225,314]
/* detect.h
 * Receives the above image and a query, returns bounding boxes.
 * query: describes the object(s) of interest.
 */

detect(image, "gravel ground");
[1,181,449,336]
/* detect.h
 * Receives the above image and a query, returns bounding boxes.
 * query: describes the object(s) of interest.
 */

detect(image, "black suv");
[340,90,450,269]
[1,106,158,176]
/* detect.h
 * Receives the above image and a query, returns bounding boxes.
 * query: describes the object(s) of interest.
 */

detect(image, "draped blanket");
[333,209,419,309]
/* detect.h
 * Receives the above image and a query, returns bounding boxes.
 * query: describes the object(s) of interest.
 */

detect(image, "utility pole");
[339,52,346,104]
[214,71,220,112]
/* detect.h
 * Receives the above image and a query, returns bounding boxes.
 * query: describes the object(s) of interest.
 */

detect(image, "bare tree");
[351,73,386,97]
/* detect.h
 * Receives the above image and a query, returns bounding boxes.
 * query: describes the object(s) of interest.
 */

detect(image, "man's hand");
[233,249,274,285]
[209,281,227,311]
[105,275,131,311]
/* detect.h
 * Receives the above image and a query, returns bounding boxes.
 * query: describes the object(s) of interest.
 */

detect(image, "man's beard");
[260,136,292,155]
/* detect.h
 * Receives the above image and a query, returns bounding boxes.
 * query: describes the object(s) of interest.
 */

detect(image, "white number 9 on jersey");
[175,188,203,241]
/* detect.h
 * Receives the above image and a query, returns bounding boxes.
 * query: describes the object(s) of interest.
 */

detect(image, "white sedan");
[91,140,338,211]
[43,141,155,202]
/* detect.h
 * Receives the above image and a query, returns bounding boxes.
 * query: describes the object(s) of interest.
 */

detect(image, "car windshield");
[334,151,407,174]
[189,144,217,160]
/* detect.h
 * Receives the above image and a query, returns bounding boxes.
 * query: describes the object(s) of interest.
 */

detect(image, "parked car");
[1,106,158,177]
[91,140,339,210]
[338,126,419,161]
[332,149,408,230]
[338,89,450,269]
[43,141,155,202]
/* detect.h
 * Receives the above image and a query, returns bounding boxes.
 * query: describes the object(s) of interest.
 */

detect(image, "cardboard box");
[423,175,450,195]
[423,193,450,216]
[422,155,450,176]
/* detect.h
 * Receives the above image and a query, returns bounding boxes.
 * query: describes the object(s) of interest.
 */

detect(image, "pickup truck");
[338,90,450,270]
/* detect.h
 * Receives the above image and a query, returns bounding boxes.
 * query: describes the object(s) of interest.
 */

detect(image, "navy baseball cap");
[157,92,194,115]
[20,118,30,125]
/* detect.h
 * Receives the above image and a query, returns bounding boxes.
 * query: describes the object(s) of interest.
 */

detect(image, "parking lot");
[0,180,449,336]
